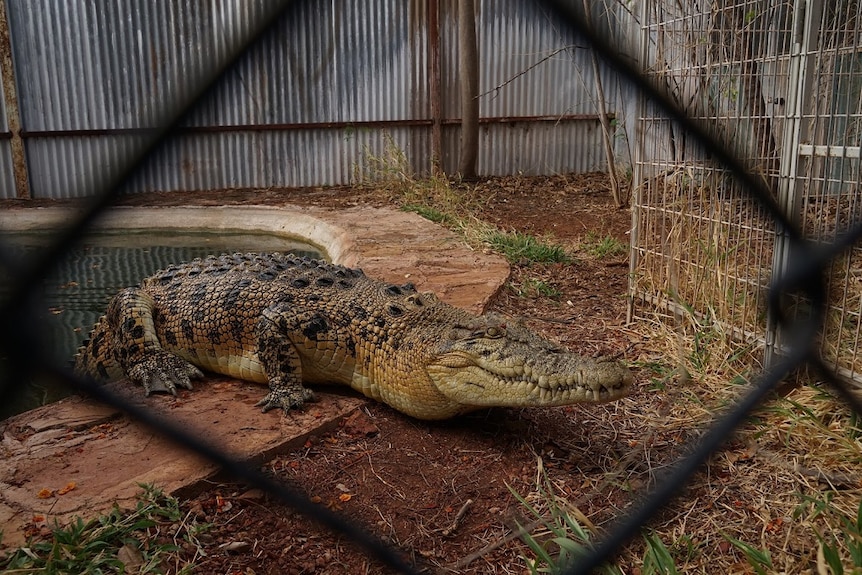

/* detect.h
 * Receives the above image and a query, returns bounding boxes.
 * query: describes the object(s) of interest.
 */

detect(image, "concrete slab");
[0,204,510,549]
[0,380,364,548]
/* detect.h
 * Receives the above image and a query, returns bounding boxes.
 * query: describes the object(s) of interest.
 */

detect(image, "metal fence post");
[766,0,822,368]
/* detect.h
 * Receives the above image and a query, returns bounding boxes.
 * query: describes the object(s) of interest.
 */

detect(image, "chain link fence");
[1,0,861,572]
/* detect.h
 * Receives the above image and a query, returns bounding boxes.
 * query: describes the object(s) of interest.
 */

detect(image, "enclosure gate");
[630,0,862,391]
[773,0,862,388]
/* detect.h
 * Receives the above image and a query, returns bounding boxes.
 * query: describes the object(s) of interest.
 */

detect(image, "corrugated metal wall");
[0,92,12,198]
[442,1,619,174]
[0,0,620,198]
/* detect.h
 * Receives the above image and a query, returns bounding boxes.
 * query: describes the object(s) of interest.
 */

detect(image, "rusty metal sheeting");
[0,144,14,198]
[127,126,431,191]
[4,0,618,197]
[441,119,608,176]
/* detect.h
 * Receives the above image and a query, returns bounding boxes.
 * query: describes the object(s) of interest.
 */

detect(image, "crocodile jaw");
[426,354,632,408]
[422,312,633,409]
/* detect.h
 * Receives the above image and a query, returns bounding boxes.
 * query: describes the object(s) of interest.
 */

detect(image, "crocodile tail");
[74,316,123,382]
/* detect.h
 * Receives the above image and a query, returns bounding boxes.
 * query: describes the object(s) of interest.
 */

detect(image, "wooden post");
[457,0,478,180]
[428,0,442,175]
[0,0,29,198]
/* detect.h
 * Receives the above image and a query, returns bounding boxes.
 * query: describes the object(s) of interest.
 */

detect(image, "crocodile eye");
[485,326,504,338]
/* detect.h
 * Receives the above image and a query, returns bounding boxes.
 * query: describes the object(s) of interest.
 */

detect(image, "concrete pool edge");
[0,204,510,313]
[0,203,510,548]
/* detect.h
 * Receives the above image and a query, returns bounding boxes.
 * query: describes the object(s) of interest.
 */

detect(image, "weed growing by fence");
[0,485,209,574]
[355,135,572,265]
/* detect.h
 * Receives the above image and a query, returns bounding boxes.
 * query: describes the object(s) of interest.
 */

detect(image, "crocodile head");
[425,313,633,410]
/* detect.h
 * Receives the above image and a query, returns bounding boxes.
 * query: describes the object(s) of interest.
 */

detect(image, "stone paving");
[0,205,509,548]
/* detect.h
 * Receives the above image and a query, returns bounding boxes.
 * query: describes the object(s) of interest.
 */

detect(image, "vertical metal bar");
[766,0,822,366]
[627,0,650,324]
[428,0,442,174]
[0,0,29,198]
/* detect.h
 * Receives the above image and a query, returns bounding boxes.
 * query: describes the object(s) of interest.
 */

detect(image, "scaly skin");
[75,253,632,420]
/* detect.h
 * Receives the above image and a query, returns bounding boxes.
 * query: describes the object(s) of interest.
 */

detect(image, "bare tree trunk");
[458,0,479,180]
[428,0,443,176]
[583,0,627,207]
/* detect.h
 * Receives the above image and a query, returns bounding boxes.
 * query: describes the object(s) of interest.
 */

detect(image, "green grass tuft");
[642,531,680,575]
[511,278,561,299]
[0,484,209,574]
[482,230,571,264]
[721,534,772,575]
[581,233,628,259]
[509,465,621,575]
[794,491,862,574]
[401,204,455,225]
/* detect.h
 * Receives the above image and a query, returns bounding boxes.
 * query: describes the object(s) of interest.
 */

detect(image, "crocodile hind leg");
[254,302,318,413]
[106,287,204,396]
[75,317,125,381]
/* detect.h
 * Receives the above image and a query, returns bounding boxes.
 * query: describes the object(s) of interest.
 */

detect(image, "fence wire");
[0,2,420,573]
[547,0,862,571]
[0,1,860,573]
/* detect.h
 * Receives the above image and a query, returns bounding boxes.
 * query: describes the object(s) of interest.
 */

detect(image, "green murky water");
[0,231,323,419]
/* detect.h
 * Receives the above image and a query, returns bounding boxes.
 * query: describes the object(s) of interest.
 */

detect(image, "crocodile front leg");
[254,302,317,413]
[107,287,204,395]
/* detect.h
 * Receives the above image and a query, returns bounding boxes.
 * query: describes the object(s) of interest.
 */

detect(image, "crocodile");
[74,253,632,420]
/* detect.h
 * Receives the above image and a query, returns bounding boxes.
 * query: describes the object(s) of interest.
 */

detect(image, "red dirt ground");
[151,173,643,575]
[10,173,650,574]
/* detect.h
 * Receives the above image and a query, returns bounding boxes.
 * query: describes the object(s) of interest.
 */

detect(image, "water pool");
[0,231,323,418]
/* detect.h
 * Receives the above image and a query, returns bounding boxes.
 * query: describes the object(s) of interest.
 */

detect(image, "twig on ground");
[441,499,474,537]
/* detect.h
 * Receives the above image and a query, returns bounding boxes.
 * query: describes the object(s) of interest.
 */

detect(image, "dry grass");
[622,173,862,572]
[508,312,862,572]
[353,134,572,264]
[633,170,862,396]
[632,169,774,349]
[356,147,862,571]
[615,326,862,572]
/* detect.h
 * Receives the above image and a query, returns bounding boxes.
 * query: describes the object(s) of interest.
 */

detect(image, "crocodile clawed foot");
[256,387,317,414]
[128,352,204,397]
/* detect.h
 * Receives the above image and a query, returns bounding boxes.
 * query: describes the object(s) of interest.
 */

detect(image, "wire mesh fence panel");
[578,0,862,568]
[788,0,862,389]
[630,0,862,390]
